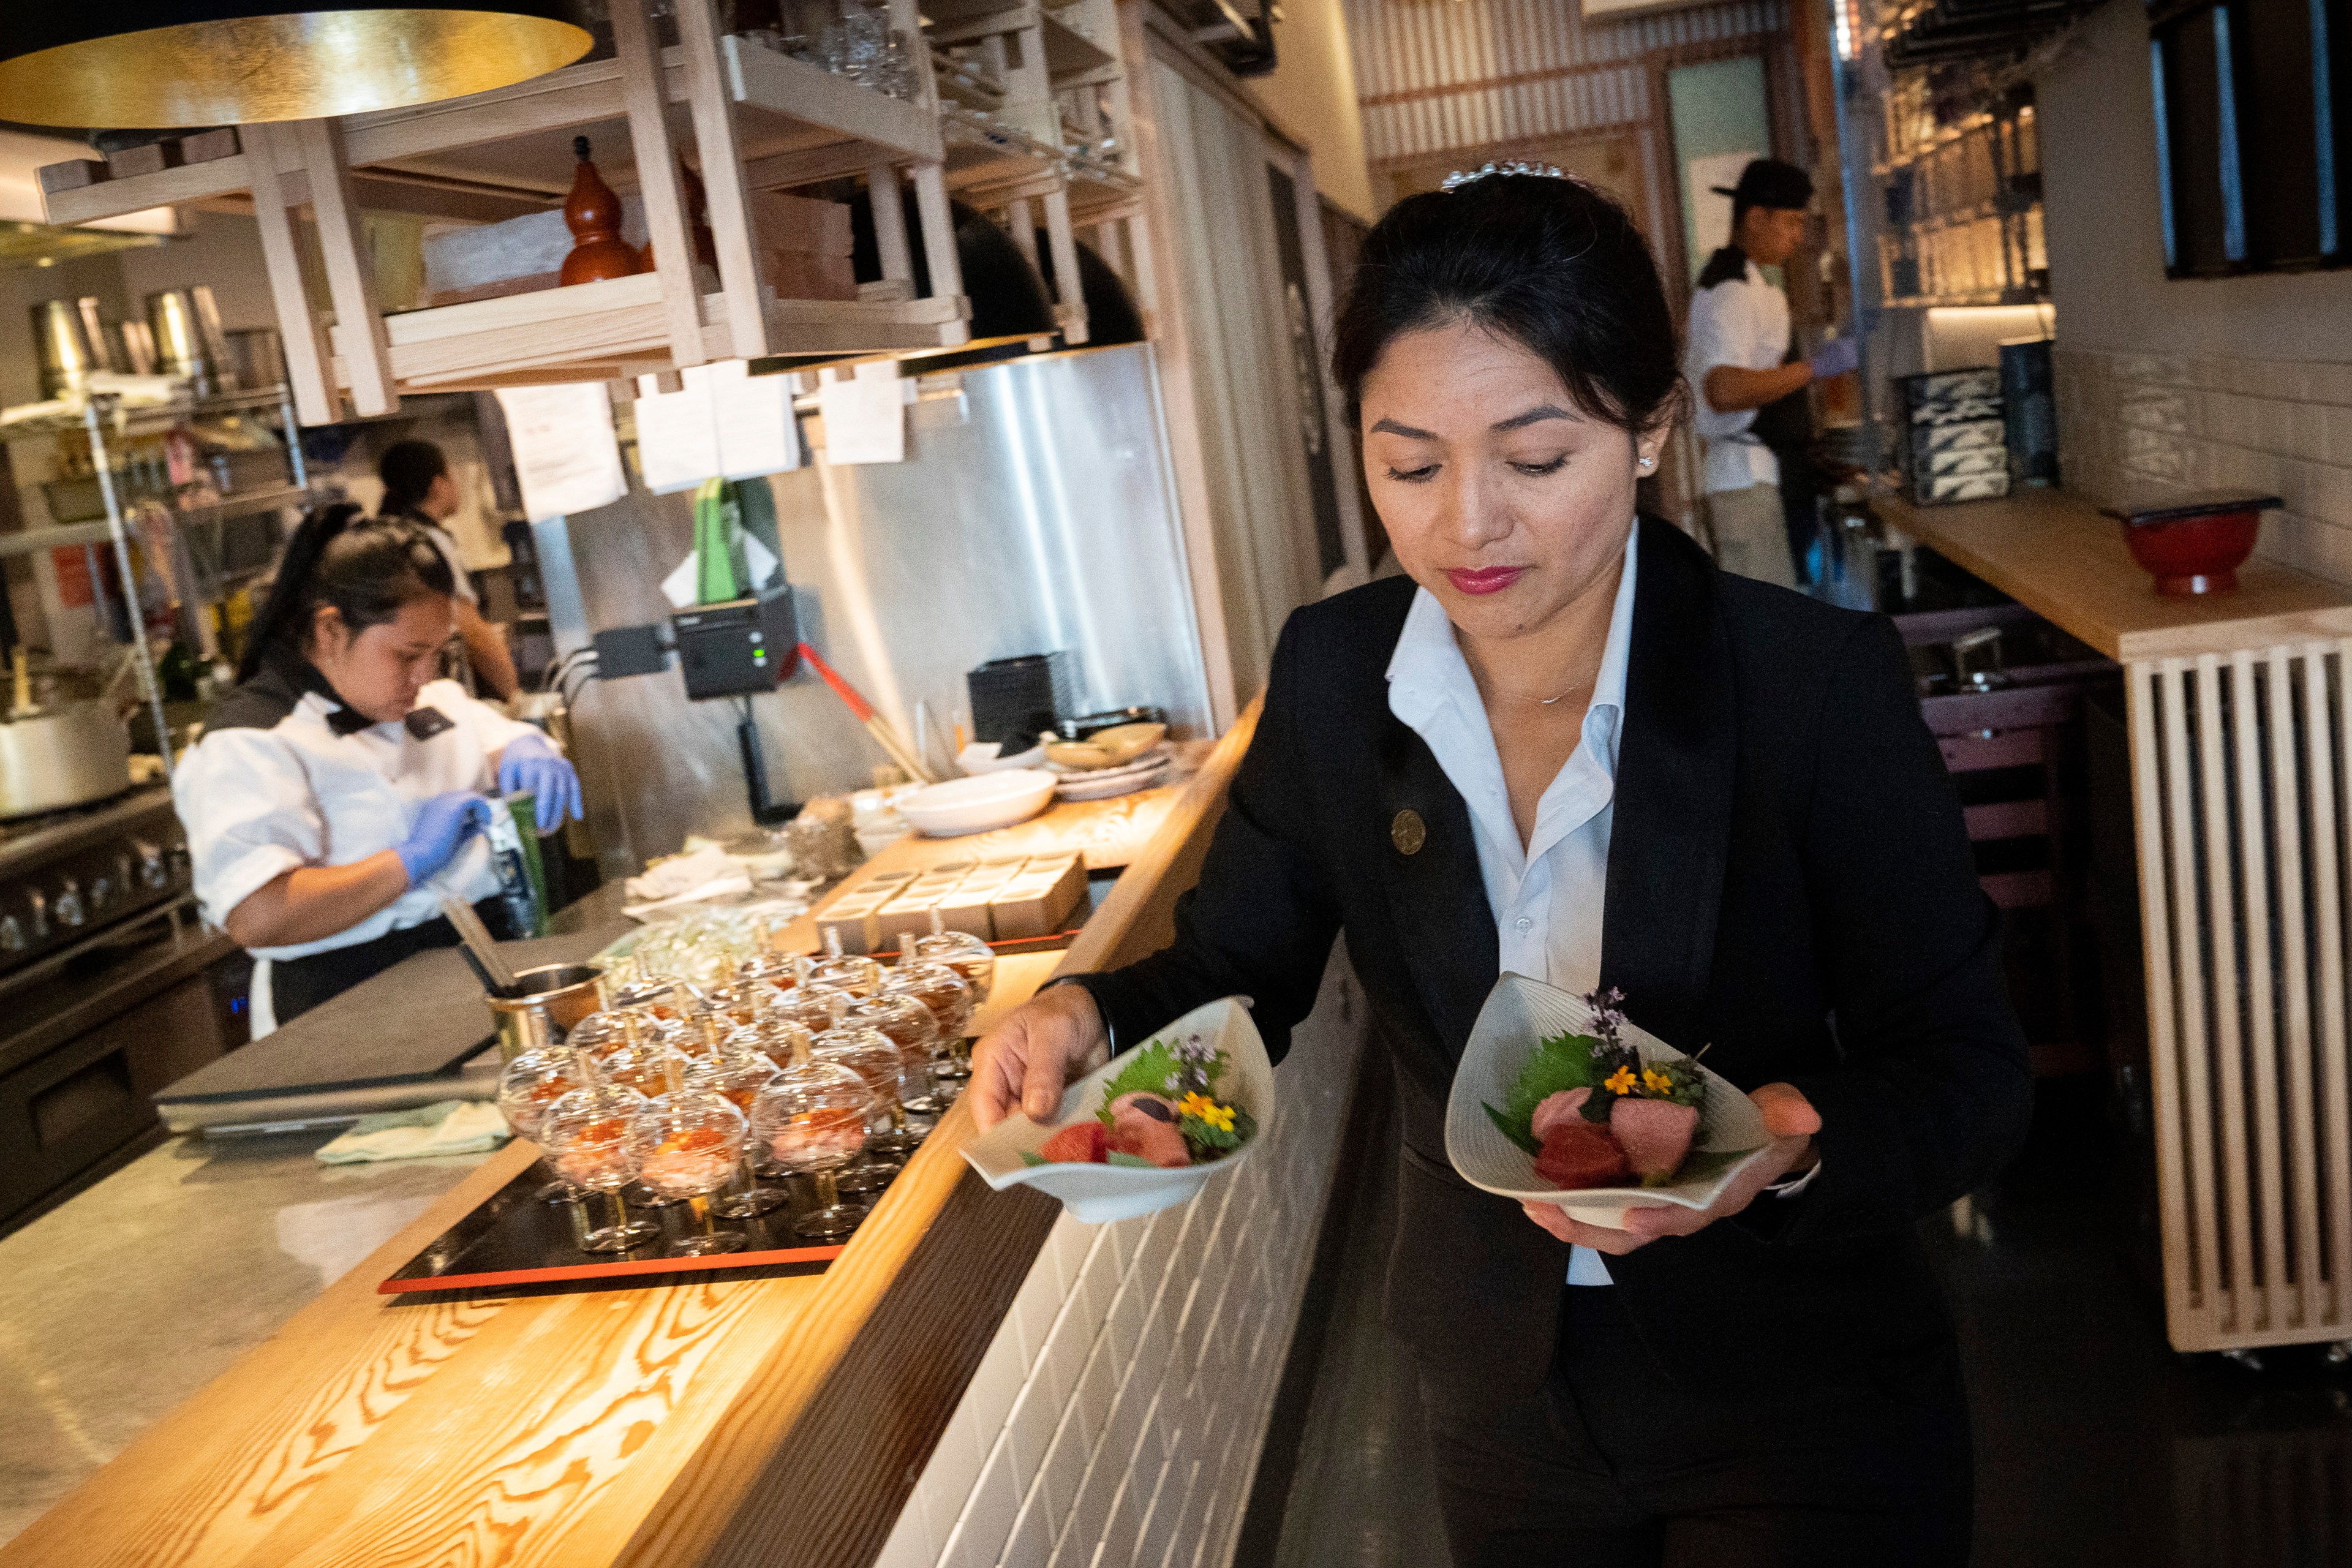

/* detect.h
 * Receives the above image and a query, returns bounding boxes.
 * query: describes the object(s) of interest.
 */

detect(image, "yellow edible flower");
[1642,1068,1675,1097]
[1178,1092,1235,1131]
[1603,1065,1638,1095]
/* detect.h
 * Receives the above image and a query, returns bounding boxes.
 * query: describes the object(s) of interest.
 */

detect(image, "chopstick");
[794,641,940,784]
[441,894,520,994]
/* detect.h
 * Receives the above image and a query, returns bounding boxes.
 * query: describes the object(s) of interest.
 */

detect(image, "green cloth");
[314,1100,510,1164]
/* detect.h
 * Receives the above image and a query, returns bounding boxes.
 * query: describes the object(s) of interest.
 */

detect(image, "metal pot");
[0,701,132,818]
[484,962,607,1062]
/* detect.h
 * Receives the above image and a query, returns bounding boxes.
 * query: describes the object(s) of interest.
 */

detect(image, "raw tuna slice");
[1610,1098,1699,1181]
[1530,1087,1593,1142]
[1534,1120,1630,1189]
[1107,1091,1191,1167]
[1039,1121,1108,1164]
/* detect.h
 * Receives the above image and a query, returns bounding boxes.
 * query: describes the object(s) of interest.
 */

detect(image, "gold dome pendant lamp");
[0,4,595,129]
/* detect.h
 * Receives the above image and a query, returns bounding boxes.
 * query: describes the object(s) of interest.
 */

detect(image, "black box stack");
[967,652,1077,750]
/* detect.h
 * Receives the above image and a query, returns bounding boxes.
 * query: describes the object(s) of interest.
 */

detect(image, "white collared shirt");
[176,677,533,962]
[1387,521,1639,1286]
[1684,258,1791,494]
[1385,522,1812,1285]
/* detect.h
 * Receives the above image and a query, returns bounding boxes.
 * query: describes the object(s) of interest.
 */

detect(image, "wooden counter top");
[0,708,1259,1568]
[1875,488,2352,661]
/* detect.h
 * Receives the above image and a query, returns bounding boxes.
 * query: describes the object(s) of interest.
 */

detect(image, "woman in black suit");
[971,170,2030,1567]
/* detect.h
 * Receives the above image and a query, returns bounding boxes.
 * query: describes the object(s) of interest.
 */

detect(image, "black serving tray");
[380,1159,855,1295]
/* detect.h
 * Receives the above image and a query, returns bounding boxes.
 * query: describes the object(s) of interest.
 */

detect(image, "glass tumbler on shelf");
[635,1086,752,1256]
[497,1047,585,1205]
[540,1078,658,1253]
[813,1025,911,1190]
[687,1041,788,1219]
[752,1058,875,1242]
[842,992,942,1120]
[885,959,976,1088]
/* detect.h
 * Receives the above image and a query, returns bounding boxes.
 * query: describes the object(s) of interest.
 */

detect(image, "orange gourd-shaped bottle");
[560,135,645,286]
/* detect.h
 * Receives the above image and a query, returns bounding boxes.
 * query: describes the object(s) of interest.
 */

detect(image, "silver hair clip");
[1440,159,1566,192]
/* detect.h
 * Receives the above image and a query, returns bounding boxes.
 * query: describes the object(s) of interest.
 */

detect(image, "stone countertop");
[0,1121,492,1547]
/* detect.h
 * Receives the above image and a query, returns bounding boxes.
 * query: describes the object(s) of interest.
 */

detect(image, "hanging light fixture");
[0,5,595,130]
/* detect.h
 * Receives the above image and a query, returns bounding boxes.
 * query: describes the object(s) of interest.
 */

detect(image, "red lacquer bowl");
[2123,510,2260,596]
[2103,492,2280,597]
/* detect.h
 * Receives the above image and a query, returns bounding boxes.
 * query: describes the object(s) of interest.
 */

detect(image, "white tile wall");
[2055,348,2352,587]
[880,952,1365,1568]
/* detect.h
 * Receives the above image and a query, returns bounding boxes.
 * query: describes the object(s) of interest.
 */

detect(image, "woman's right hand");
[395,791,492,887]
[969,983,1111,1131]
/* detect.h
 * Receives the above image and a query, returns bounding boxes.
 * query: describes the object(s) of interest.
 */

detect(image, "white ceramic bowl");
[963,996,1272,1222]
[897,769,1057,836]
[1444,972,1771,1229]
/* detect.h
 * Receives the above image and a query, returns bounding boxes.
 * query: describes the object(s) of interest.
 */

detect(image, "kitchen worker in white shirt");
[378,438,520,699]
[1682,157,1859,589]
[173,504,582,1035]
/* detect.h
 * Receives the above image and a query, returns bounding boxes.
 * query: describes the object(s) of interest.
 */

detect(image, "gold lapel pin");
[1391,809,1427,856]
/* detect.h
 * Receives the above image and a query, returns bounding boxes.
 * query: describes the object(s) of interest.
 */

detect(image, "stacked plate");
[1049,744,1172,801]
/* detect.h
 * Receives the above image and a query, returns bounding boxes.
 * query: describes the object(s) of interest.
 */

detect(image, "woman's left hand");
[496,733,584,832]
[1519,1082,1822,1254]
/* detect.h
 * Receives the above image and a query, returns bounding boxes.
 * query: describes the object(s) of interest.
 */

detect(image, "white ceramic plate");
[1043,743,1172,782]
[898,769,1057,837]
[1054,763,1170,802]
[1444,972,1771,1229]
[962,996,1272,1222]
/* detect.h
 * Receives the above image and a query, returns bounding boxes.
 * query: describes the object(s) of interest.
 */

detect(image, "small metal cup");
[486,962,608,1063]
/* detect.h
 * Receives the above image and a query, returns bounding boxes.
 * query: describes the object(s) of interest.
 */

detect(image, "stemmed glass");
[752,1046,875,1241]
[736,952,805,999]
[771,982,848,1039]
[497,1047,586,1204]
[842,992,942,1120]
[686,1038,788,1219]
[606,975,684,1018]
[813,1024,911,1192]
[635,1072,752,1257]
[540,1060,658,1253]
[884,959,975,1095]
[905,912,993,1080]
[804,928,884,998]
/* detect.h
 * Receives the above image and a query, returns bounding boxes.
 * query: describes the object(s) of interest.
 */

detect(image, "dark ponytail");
[238,503,456,682]
[1330,173,1683,436]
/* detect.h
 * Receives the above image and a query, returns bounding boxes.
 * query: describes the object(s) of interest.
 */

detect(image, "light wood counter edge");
[621,699,1259,1568]
[0,705,1259,1568]
[1874,489,2352,662]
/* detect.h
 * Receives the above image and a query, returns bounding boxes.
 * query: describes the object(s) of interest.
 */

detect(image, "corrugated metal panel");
[1346,0,1786,162]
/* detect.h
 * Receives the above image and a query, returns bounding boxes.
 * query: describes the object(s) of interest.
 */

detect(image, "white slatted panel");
[1342,0,1788,162]
[2132,643,2352,1351]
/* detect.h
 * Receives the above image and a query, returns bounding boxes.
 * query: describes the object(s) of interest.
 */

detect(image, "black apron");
[269,895,513,1027]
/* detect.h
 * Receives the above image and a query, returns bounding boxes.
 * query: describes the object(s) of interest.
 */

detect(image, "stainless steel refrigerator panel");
[543,342,1211,873]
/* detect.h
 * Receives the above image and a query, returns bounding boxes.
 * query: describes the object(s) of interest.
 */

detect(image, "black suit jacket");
[1072,518,2032,1401]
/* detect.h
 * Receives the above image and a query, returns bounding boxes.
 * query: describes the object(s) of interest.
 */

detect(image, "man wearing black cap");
[1682,157,1858,588]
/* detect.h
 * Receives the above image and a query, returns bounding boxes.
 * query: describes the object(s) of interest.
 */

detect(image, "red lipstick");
[1444,566,1525,596]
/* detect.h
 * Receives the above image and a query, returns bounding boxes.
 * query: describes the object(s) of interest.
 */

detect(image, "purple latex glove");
[496,731,584,833]
[396,792,492,886]
[1807,336,1860,380]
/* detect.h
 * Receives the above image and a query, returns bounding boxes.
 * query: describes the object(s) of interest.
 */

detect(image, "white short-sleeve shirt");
[1683,257,1792,494]
[175,668,538,963]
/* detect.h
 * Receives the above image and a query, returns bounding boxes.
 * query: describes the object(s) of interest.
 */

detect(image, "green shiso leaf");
[1483,1100,1542,1156]
[1493,1030,1602,1149]
[1096,1041,1180,1125]
[1019,1150,1047,1167]
[1106,1152,1159,1169]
